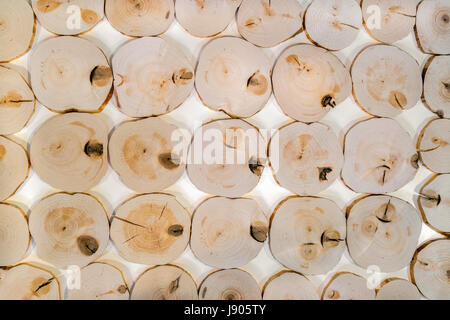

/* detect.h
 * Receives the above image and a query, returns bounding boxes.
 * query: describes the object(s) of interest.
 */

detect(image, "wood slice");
[423,56,450,118]
[112,37,194,117]
[110,193,191,265]
[236,0,304,48]
[375,278,422,300]
[268,122,343,196]
[0,263,61,300]
[342,118,418,193]
[305,0,362,51]
[30,113,109,192]
[269,196,346,275]
[351,45,422,117]
[417,174,450,235]
[262,271,319,300]
[0,0,35,62]
[410,238,450,300]
[362,0,417,44]
[321,272,375,300]
[195,36,272,118]
[346,195,422,272]
[0,136,29,202]
[29,36,112,113]
[0,66,35,135]
[176,0,242,37]
[416,0,450,54]
[199,269,261,300]
[32,0,104,35]
[272,44,351,122]
[0,203,30,267]
[131,265,198,300]
[191,197,268,269]
[109,117,187,193]
[67,262,129,300]
[187,119,266,197]
[105,0,174,37]
[29,192,110,268]
[418,118,450,174]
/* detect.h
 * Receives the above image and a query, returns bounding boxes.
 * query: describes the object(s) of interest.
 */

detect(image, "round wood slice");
[29,192,110,268]
[262,271,319,300]
[272,44,351,122]
[0,263,61,300]
[191,197,268,269]
[110,193,191,265]
[112,37,194,117]
[29,36,112,113]
[352,45,422,117]
[131,265,198,300]
[30,113,109,192]
[236,0,304,48]
[105,0,174,37]
[269,122,343,196]
[270,196,346,275]
[417,174,450,235]
[0,65,35,135]
[0,0,35,62]
[67,262,129,300]
[418,118,450,174]
[416,0,450,54]
[362,0,417,44]
[375,278,422,300]
[423,55,450,118]
[346,195,422,272]
[199,269,261,300]
[176,0,242,37]
[0,136,29,202]
[410,238,450,300]
[0,203,30,267]
[32,0,104,35]
[187,119,266,197]
[305,0,362,51]
[321,272,375,300]
[195,36,272,118]
[342,117,418,193]
[109,117,187,193]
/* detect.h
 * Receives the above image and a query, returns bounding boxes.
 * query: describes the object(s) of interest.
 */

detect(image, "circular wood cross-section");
[30,113,109,192]
[351,45,422,117]
[418,118,450,174]
[236,0,304,48]
[0,65,35,135]
[199,269,262,300]
[191,197,268,269]
[32,0,104,35]
[195,36,272,118]
[0,136,29,202]
[342,117,418,194]
[29,192,110,268]
[423,56,450,118]
[0,0,35,62]
[410,238,450,300]
[346,195,422,272]
[131,265,198,300]
[269,122,343,196]
[321,272,375,300]
[0,203,30,267]
[110,193,191,265]
[270,196,346,275]
[375,278,422,300]
[112,37,194,117]
[416,0,450,54]
[272,44,351,122]
[67,262,129,300]
[109,117,188,193]
[263,271,319,300]
[0,263,61,300]
[29,36,112,113]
